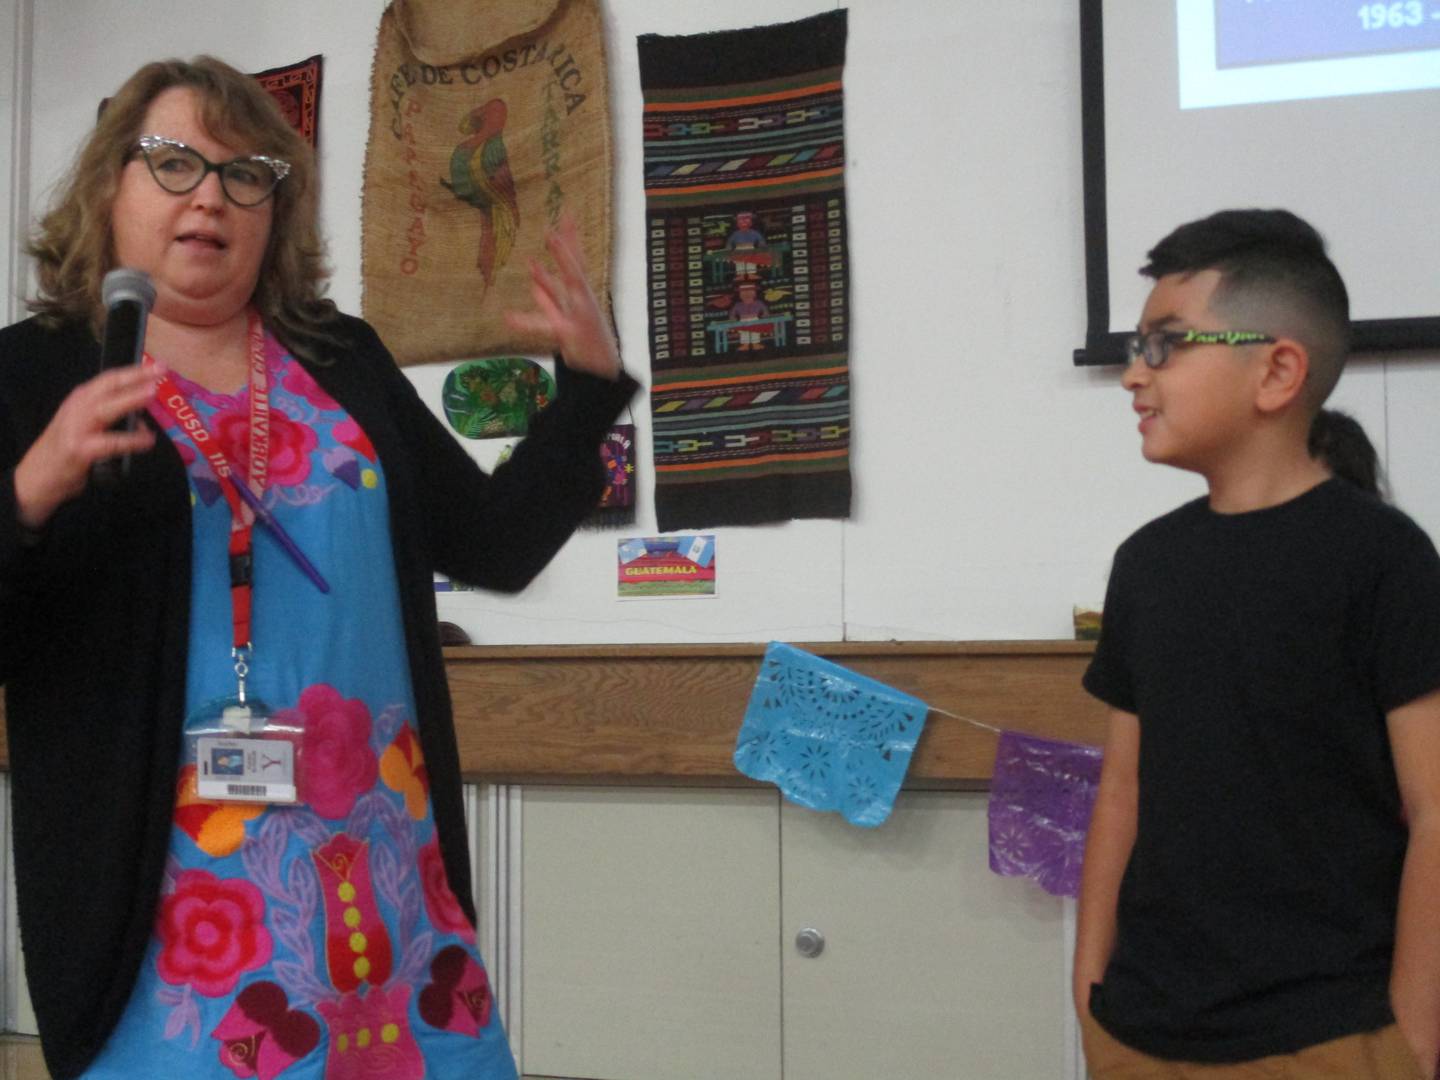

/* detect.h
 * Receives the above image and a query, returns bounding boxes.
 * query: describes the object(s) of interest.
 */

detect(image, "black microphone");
[96,267,156,481]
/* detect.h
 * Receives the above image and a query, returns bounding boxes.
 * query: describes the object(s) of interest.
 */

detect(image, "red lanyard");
[148,312,271,654]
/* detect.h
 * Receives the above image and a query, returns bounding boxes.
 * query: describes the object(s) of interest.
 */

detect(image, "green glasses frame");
[1125,328,1277,369]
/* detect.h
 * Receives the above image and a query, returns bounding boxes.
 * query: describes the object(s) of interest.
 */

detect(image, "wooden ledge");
[0,642,1106,784]
[444,641,1103,784]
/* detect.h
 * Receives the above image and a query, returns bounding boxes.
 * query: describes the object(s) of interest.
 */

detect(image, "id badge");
[184,696,300,804]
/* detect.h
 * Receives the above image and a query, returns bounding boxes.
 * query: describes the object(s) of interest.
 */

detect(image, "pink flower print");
[333,417,376,462]
[316,985,423,1080]
[313,834,393,993]
[292,685,377,819]
[281,364,339,410]
[418,946,493,1037]
[212,981,321,1079]
[214,407,317,488]
[418,840,475,943]
[264,412,319,486]
[213,406,254,466]
[156,870,273,997]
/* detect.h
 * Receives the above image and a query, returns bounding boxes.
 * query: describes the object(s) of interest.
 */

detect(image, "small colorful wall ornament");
[616,535,716,598]
[588,423,637,528]
[441,357,556,439]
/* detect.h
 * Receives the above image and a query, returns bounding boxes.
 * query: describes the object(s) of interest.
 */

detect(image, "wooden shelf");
[0,641,1105,785]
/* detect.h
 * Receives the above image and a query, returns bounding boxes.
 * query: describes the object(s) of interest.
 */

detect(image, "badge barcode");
[226,783,268,797]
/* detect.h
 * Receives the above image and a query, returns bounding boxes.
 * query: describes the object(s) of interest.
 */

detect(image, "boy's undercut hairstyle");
[1141,209,1351,411]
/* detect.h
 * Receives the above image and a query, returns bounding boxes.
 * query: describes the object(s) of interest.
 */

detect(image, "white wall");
[1,0,28,325]
[13,0,1440,648]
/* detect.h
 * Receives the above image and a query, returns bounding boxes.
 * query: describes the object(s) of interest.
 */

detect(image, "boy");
[1076,209,1440,1078]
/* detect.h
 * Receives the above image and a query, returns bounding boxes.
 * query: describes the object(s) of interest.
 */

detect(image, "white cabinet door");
[780,792,1066,1080]
[521,787,783,1080]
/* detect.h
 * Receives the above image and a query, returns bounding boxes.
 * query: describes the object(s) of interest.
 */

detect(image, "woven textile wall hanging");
[638,10,852,531]
[362,0,613,366]
[100,57,323,145]
[252,55,323,149]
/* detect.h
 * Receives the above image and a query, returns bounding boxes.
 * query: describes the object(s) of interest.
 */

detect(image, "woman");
[1,56,634,1078]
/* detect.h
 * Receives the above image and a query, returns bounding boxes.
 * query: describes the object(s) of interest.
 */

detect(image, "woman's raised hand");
[504,214,622,380]
[13,363,160,529]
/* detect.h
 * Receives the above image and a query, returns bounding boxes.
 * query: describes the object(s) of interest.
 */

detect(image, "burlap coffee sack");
[362,0,612,366]
[394,0,555,63]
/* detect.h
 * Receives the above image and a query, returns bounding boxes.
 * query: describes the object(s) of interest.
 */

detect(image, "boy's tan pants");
[1082,1012,1431,1079]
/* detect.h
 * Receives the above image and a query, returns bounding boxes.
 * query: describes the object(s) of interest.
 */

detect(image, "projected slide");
[1217,0,1440,68]
[1178,0,1440,108]
[1082,0,1440,360]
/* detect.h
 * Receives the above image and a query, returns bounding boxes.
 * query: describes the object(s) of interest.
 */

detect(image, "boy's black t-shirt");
[1083,478,1440,1063]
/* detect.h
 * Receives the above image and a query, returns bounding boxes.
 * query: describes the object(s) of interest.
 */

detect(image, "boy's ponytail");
[1309,409,1382,497]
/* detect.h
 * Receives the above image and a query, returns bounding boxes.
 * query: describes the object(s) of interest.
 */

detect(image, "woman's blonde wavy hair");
[28,55,341,360]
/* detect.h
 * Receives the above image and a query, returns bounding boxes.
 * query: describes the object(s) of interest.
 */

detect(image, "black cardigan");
[0,312,636,1078]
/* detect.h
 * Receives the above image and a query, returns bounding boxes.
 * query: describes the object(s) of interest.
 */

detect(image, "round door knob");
[795,927,825,958]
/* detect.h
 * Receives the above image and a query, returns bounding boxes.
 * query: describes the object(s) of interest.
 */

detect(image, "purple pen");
[231,479,331,594]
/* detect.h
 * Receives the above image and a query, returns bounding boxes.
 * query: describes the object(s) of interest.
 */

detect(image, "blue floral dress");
[82,330,517,1079]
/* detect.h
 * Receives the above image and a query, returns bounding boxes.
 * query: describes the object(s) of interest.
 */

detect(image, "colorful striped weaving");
[638,10,852,531]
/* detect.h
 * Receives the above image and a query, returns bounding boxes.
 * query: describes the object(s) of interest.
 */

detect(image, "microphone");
[96,268,156,481]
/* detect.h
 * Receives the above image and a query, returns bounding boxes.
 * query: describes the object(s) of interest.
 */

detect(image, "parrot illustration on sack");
[441,99,520,292]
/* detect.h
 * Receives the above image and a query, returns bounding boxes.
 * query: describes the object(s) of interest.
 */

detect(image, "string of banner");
[732,643,1102,899]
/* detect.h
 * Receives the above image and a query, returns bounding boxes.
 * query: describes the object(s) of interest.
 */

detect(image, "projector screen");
[1075,0,1440,365]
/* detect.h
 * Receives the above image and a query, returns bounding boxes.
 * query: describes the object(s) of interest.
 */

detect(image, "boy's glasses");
[1125,328,1276,369]
[132,135,290,207]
